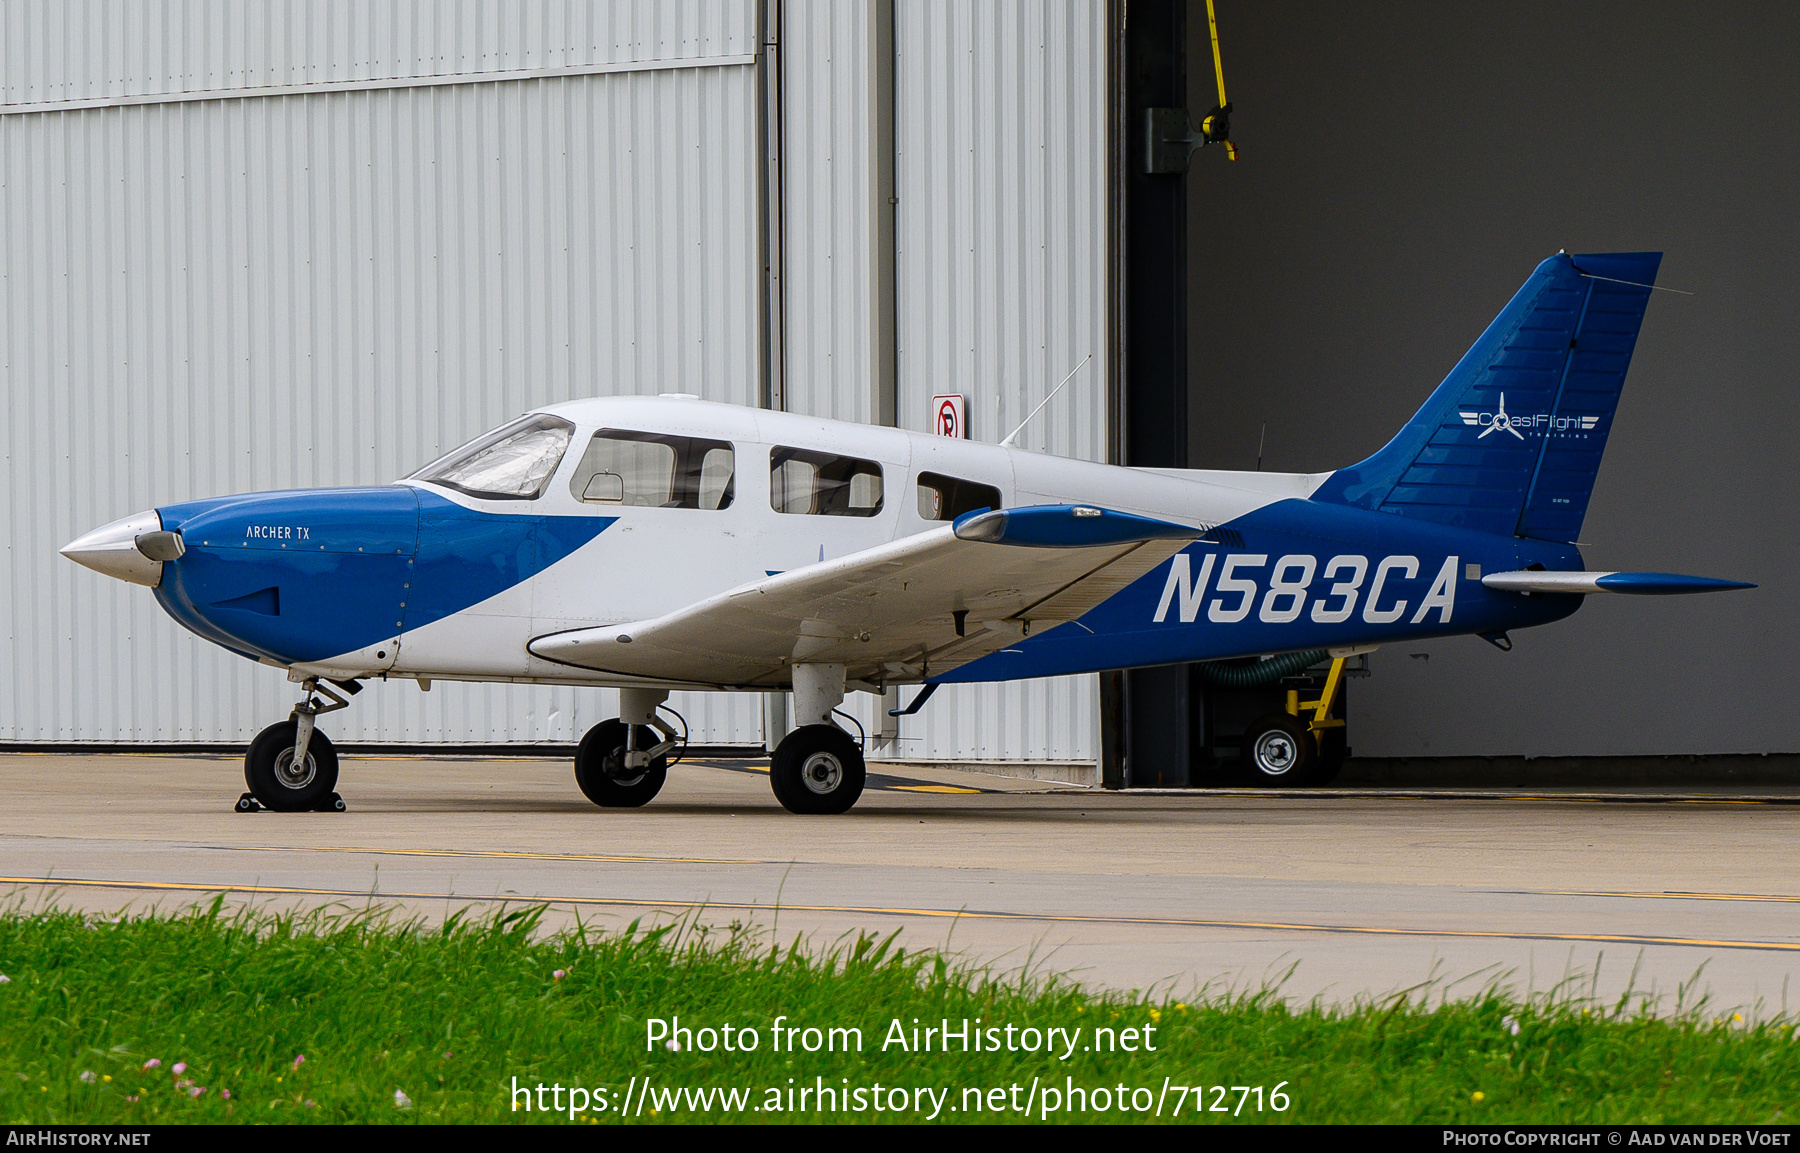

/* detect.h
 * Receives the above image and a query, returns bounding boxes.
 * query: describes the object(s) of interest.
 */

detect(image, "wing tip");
[1593,572,1756,595]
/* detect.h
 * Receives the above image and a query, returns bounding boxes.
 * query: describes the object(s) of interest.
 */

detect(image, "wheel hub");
[604,747,647,787]
[273,748,316,789]
[800,751,844,795]
[1253,731,1298,775]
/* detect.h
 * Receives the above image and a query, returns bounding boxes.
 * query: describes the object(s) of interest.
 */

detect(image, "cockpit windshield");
[409,413,575,500]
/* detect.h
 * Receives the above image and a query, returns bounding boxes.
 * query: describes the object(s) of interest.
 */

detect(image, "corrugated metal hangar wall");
[0,0,1109,759]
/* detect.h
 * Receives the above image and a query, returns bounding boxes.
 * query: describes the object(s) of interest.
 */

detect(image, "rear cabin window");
[569,430,735,510]
[917,472,1002,521]
[410,413,575,501]
[770,447,884,517]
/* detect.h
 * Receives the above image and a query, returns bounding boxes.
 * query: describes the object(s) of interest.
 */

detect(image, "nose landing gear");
[240,678,352,812]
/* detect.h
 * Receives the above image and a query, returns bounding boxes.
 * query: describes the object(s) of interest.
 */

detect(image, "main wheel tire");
[1238,713,1317,787]
[770,724,866,815]
[244,720,340,812]
[574,719,669,808]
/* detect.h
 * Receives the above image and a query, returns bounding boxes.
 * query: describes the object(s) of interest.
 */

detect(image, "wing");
[528,505,1199,688]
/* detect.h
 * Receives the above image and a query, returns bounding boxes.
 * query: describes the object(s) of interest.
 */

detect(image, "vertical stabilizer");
[1311,251,1661,542]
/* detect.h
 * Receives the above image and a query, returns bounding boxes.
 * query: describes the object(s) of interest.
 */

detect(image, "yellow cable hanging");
[1200,0,1238,160]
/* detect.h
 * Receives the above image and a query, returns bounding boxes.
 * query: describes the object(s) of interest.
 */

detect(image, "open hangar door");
[1122,0,1795,779]
[0,1,768,748]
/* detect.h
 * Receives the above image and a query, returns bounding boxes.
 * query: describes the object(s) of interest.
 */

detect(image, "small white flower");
[1501,1014,1521,1036]
[393,1089,413,1110]
[0,974,11,984]
[79,1071,97,1084]
[665,1039,680,1052]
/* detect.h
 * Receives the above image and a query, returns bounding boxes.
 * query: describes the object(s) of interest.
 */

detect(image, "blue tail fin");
[1312,251,1661,542]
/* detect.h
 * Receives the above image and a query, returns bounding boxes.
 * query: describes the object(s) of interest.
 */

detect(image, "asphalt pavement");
[4,752,1797,1017]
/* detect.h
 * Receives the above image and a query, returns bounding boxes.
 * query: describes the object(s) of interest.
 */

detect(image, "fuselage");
[74,395,1584,690]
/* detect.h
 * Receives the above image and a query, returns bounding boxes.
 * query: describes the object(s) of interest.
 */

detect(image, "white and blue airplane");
[62,251,1751,814]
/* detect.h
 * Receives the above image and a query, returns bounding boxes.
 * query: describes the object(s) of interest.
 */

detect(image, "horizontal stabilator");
[1481,570,1755,595]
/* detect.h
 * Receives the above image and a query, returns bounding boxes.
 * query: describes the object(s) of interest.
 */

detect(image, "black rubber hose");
[1194,649,1331,689]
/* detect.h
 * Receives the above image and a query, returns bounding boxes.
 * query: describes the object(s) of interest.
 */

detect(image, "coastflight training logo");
[1460,393,1601,439]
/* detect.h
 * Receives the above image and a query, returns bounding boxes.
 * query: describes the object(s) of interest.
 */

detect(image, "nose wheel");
[243,719,343,811]
[240,679,353,812]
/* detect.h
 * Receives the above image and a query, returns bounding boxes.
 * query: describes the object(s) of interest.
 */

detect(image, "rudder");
[1312,251,1661,542]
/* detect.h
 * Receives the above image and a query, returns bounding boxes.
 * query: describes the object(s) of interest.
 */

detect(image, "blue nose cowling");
[150,485,618,669]
[154,487,421,666]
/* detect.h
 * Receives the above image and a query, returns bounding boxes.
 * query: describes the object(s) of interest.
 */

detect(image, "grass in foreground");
[0,900,1794,1125]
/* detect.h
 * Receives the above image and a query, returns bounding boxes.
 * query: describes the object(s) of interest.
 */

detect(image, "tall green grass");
[0,898,1793,1124]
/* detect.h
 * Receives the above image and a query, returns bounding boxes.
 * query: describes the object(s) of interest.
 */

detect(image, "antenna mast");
[999,355,1092,448]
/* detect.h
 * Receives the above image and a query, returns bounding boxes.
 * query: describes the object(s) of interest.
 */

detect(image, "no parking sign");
[932,394,966,438]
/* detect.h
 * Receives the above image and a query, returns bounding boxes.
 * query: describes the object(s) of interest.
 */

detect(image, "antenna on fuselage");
[999,354,1092,449]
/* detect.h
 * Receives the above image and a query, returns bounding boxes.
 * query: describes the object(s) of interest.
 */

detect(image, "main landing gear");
[573,688,682,808]
[1238,657,1350,787]
[241,678,353,812]
[767,663,866,815]
[769,724,866,815]
[570,678,866,814]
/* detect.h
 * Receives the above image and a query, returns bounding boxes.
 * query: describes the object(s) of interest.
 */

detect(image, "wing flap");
[530,505,1200,687]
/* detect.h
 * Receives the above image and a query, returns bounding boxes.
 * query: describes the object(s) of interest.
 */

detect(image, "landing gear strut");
[573,688,679,808]
[768,663,866,815]
[241,679,351,812]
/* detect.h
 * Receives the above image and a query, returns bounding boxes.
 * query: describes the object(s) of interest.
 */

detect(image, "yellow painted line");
[253,845,769,866]
[6,875,1799,954]
[1171,789,1798,805]
[1540,889,1800,904]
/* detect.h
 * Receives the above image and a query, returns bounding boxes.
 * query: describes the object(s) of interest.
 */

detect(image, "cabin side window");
[409,413,575,501]
[569,429,735,510]
[916,471,1002,521]
[770,447,884,517]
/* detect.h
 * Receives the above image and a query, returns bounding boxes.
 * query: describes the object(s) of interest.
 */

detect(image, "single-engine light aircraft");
[63,252,1751,814]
